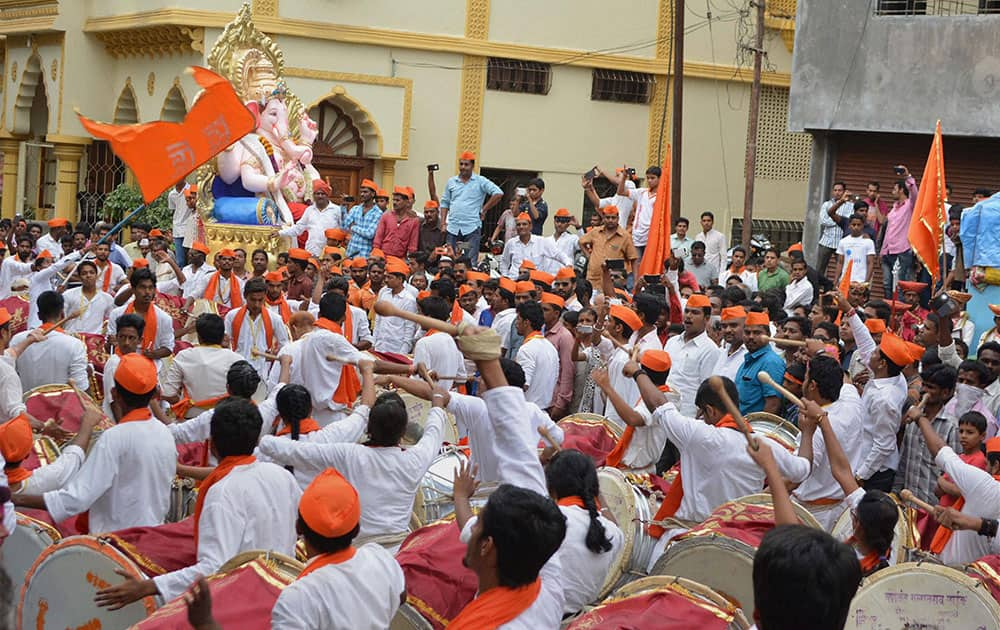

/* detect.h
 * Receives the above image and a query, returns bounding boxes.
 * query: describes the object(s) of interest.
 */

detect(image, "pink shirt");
[881,176,917,255]
[373,211,420,257]
[544,319,576,412]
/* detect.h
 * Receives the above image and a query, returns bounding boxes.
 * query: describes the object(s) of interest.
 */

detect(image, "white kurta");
[107,303,176,355]
[558,504,624,614]
[160,345,245,416]
[0,354,26,420]
[935,446,1000,565]
[43,416,176,533]
[180,263,215,301]
[516,335,559,409]
[297,328,363,424]
[62,287,116,335]
[714,344,748,382]
[258,408,443,538]
[547,232,580,264]
[491,308,517,351]
[93,261,127,295]
[188,271,245,308]
[413,331,466,392]
[224,307,289,377]
[664,331,722,416]
[278,202,343,257]
[152,461,301,602]
[271,544,405,630]
[500,235,573,277]
[595,340,638,430]
[11,329,89,393]
[17,445,85,495]
[0,257,33,299]
[372,287,419,354]
[27,253,81,328]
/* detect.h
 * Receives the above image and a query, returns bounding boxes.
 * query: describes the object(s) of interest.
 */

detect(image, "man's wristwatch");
[979,518,999,538]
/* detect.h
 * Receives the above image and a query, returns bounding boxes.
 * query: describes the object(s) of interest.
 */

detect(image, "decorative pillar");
[646,0,673,168]
[381,159,395,200]
[0,138,21,219]
[47,135,91,222]
[456,0,490,170]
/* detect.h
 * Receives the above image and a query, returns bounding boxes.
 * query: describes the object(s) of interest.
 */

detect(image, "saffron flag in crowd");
[835,259,852,324]
[77,66,255,203]
[638,149,671,277]
[908,120,947,285]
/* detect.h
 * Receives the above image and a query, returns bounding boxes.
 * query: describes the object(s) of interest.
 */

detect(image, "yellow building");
[0,0,807,244]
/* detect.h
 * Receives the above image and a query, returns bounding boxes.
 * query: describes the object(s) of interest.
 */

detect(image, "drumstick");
[900,489,936,514]
[251,348,280,361]
[762,335,807,348]
[757,371,805,408]
[538,426,560,451]
[707,375,758,451]
[415,363,437,388]
[373,300,461,336]
[43,311,80,335]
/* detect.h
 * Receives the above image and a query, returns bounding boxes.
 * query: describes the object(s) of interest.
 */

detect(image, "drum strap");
[354,531,409,549]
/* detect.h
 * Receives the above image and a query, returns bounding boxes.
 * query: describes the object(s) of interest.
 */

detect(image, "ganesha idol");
[210,80,320,227]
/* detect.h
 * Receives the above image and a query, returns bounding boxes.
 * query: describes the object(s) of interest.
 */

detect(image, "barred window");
[591,69,654,104]
[876,1,1000,15]
[486,58,551,95]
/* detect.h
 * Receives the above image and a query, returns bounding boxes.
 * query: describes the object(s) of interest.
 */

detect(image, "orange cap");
[519,260,536,271]
[324,246,345,257]
[879,332,914,367]
[904,340,925,364]
[640,349,672,373]
[786,242,803,253]
[191,241,210,255]
[148,228,164,238]
[458,285,474,297]
[114,353,159,395]
[888,300,913,312]
[307,257,320,269]
[424,200,439,209]
[349,257,369,269]
[0,308,10,327]
[990,304,1000,318]
[392,185,409,198]
[745,311,770,327]
[288,248,310,262]
[686,294,711,309]
[47,218,69,228]
[466,271,489,283]
[184,184,199,197]
[324,228,348,240]
[529,270,554,286]
[132,259,149,269]
[498,278,517,294]
[897,281,928,293]
[540,292,565,308]
[386,261,410,276]
[264,271,283,283]
[865,318,887,333]
[299,468,361,538]
[986,437,1000,455]
[609,304,642,331]
[375,188,389,199]
[36,250,52,260]
[516,212,532,222]
[555,267,575,280]
[417,290,431,300]
[312,179,333,196]
[614,288,633,304]
[0,414,33,463]
[601,205,619,216]
[218,248,236,258]
[360,179,378,192]
[554,208,572,218]
[370,248,386,259]
[459,151,476,161]
[514,280,536,294]
[720,306,747,321]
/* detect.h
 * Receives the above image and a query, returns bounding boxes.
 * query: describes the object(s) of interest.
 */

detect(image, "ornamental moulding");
[94,25,205,59]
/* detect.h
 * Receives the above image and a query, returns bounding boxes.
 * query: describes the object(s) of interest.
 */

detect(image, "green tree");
[101,184,172,229]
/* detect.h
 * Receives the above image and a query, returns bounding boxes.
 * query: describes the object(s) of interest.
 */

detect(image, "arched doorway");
[14,54,54,218]
[308,100,374,206]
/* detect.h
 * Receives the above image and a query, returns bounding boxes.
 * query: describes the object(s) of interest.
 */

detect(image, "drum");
[397,391,460,446]
[744,412,800,451]
[182,298,218,344]
[846,563,1000,628]
[651,495,821,619]
[411,448,496,529]
[23,436,61,471]
[134,551,302,630]
[17,536,160,629]
[396,518,478,630]
[567,575,750,629]
[72,332,110,374]
[966,554,1000,605]
[557,413,623,468]
[99,517,198,577]
[830,493,913,566]
[167,476,197,523]
[0,295,29,335]
[596,467,660,594]
[389,602,434,630]
[23,384,113,446]
[3,512,60,591]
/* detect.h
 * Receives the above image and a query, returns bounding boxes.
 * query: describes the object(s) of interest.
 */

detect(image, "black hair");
[975,187,993,197]
[690,241,706,252]
[276,384,313,442]
[753,525,861,630]
[297,514,359,554]
[115,313,145,338]
[731,245,746,256]
[783,315,811,337]
[114,382,157,410]
[979,341,1000,357]
[195,313,225,345]
[324,275,351,295]
[958,410,988,435]
[855,490,899,575]
[545,450,612,554]
[430,277,456,303]
[576,278,593,305]
[479,484,567,587]
[958,360,991,387]
[807,355,842,402]
[865,299,892,322]
[895,180,909,197]
[646,166,662,177]
[833,181,847,189]
[243,277,266,296]
[226,360,261,398]
[318,291,347,322]
[76,260,98,274]
[251,248,268,260]
[37,291,64,322]
[921,363,958,391]
[790,257,808,267]
[561,310,580,327]
[495,287,514,308]
[694,377,739,414]
[815,321,840,342]
[419,295,450,322]
[130,267,156,288]
[877,350,904,377]
[633,292,662,325]
[500,357,527,390]
[516,301,544,332]
[16,235,32,247]
[721,286,748,308]
[701,211,715,220]
[785,361,806,384]
[60,234,73,245]
[527,177,545,190]
[211,397,263,457]
[132,222,152,233]
[674,216,689,227]
[367,391,407,447]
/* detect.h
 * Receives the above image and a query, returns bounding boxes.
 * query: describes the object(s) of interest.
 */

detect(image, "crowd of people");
[0,154,998,629]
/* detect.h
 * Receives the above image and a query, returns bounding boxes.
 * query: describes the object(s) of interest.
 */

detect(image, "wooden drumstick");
[538,426,560,451]
[415,362,437,388]
[373,300,461,336]
[900,489,936,514]
[762,335,807,348]
[251,348,281,361]
[757,371,805,408]
[708,375,758,450]
[42,310,80,335]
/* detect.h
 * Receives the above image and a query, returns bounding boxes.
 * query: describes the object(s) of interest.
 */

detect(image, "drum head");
[737,493,823,530]
[3,513,60,592]
[652,536,757,619]
[389,602,434,630]
[217,550,304,581]
[846,563,1000,628]
[23,384,112,444]
[745,412,800,451]
[596,467,637,598]
[397,392,459,445]
[18,535,158,629]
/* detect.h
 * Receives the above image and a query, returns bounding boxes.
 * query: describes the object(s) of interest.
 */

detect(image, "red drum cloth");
[967,555,1000,605]
[558,417,619,468]
[73,332,111,373]
[369,351,413,365]
[25,387,86,434]
[133,557,295,629]
[154,292,185,332]
[913,508,941,551]
[396,520,478,629]
[100,517,197,576]
[0,296,29,335]
[567,583,740,629]
[18,508,83,539]
[176,441,208,467]
[673,502,779,548]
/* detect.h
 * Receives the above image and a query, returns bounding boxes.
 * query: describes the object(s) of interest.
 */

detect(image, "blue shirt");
[342,204,384,258]
[440,174,502,236]
[735,345,786,415]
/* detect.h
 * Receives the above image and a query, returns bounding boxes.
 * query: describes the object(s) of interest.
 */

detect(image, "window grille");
[486,58,552,95]
[591,69,654,104]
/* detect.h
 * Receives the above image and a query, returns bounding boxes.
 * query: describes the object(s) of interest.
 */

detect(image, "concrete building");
[0,0,810,249]
[790,0,1000,267]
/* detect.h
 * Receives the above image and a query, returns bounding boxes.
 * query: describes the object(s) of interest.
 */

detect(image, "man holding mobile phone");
[578,205,638,290]
[439,151,503,263]
[880,164,918,299]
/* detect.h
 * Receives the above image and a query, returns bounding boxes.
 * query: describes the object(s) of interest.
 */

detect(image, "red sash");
[193,454,256,545]
[297,546,357,580]
[315,317,361,405]
[605,384,671,469]
[125,302,158,350]
[204,271,243,308]
[231,307,274,354]
[450,578,542,630]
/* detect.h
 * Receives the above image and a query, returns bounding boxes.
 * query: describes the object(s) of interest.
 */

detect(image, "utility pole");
[670,0,684,224]
[741,0,765,250]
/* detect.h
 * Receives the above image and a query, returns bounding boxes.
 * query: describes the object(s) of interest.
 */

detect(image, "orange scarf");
[449,578,542,630]
[193,454,255,545]
[118,408,153,424]
[315,317,361,405]
[450,301,465,326]
[171,393,227,421]
[605,385,671,469]
[929,474,1000,553]
[203,271,243,308]
[39,322,64,334]
[267,296,292,324]
[231,307,274,355]
[556,496,600,510]
[276,417,321,437]
[523,331,544,343]
[5,465,30,484]
[125,301,158,350]
[97,261,114,292]
[648,414,750,539]
[297,546,357,580]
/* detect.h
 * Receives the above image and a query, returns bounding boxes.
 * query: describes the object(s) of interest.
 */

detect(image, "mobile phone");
[342,195,355,203]
[606,258,625,271]
[626,167,636,176]
[671,247,683,259]
[427,164,439,171]
[516,187,527,197]
[894,166,905,175]
[577,324,594,335]
[583,166,598,181]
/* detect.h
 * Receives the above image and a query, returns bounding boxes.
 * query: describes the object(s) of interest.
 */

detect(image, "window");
[591,69,654,104]
[876,0,1000,15]
[479,167,539,248]
[486,58,551,95]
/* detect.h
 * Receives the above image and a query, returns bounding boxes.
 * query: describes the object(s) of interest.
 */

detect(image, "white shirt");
[107,303,176,355]
[170,391,281,449]
[0,354,26,420]
[698,228,728,283]
[595,341,639,429]
[168,185,193,237]
[93,260,127,295]
[188,271,244,308]
[373,287,419,354]
[516,334,559,409]
[297,328,363,422]
[271,544,404,630]
[935,446,1000,565]
[598,189,636,224]
[413,330,466,392]
[836,235,876,282]
[102,353,121,418]
[783,277,814,316]
[28,253,81,328]
[627,188,656,247]
[857,374,908,480]
[558,504,624,614]
[161,345,244,416]
[500,235,572,277]
[44,415,175,533]
[491,308,517,351]
[714,344,748,382]
[629,328,663,353]
[620,397,673,472]
[152,461,301,602]
[224,307,289,377]
[35,233,63,259]
[62,287,115,334]
[11,329,89,393]
[664,330,722,416]
[266,334,308,393]
[17,445,85,495]
[258,408,443,538]
[181,263,215,301]
[279,202,343,257]
[547,232,580,264]
[0,256,33,299]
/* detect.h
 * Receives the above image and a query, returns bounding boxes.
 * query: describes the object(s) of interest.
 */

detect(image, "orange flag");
[638,150,672,276]
[77,66,255,203]
[908,121,946,285]
[835,259,852,325]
